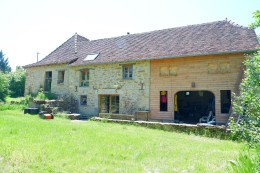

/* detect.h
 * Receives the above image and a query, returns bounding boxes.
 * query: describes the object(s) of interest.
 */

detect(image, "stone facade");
[25,64,70,95]
[25,61,150,116]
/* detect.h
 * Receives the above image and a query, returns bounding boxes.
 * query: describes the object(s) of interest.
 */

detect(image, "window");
[208,62,230,74]
[100,95,119,113]
[80,70,89,87]
[221,90,231,113]
[160,91,168,111]
[122,65,133,79]
[160,67,169,76]
[44,71,52,92]
[57,71,65,84]
[83,53,99,61]
[160,66,177,76]
[80,95,87,106]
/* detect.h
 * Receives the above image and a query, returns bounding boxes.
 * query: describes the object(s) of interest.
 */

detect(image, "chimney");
[127,32,130,35]
[74,32,78,54]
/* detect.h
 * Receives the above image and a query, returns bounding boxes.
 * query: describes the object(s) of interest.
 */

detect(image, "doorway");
[174,91,215,123]
[99,95,119,114]
[44,71,52,92]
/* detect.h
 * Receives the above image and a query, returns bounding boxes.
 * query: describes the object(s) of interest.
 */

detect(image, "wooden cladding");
[208,62,230,74]
[160,66,177,76]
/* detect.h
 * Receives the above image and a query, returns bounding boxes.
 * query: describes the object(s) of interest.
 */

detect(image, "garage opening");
[174,91,215,124]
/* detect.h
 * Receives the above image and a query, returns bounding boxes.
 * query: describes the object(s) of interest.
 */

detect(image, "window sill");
[122,78,133,80]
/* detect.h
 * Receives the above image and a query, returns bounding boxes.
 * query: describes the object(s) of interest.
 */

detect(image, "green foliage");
[93,118,230,140]
[249,10,260,29]
[35,88,47,99]
[0,72,9,101]
[0,50,11,73]
[229,145,260,173]
[230,50,260,146]
[8,67,26,98]
[54,112,69,119]
[0,104,25,111]
[0,97,26,111]
[35,87,56,100]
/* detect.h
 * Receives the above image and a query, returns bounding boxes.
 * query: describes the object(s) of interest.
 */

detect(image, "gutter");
[69,48,258,67]
[23,48,258,68]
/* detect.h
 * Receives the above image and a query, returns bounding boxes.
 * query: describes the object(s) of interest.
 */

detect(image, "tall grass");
[229,145,260,173]
[0,110,246,172]
[0,97,26,111]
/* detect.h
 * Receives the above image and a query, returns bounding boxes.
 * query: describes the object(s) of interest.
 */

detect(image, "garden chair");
[199,111,214,123]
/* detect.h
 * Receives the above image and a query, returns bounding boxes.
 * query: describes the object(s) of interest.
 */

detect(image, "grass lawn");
[0,110,243,173]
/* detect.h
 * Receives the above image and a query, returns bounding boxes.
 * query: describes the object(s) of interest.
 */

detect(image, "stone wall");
[69,61,150,116]
[25,61,150,116]
[24,64,70,95]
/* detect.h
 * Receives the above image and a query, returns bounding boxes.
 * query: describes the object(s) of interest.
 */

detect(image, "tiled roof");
[24,34,89,67]
[24,20,259,68]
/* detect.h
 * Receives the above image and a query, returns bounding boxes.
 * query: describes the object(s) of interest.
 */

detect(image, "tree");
[230,50,260,145]
[249,10,260,29]
[0,50,11,73]
[230,11,260,146]
[249,10,260,42]
[8,66,26,97]
[0,72,9,101]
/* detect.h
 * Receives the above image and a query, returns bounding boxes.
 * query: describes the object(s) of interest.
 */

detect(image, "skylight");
[83,53,99,61]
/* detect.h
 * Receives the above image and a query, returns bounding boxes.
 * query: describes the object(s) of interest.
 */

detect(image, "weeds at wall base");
[91,117,230,140]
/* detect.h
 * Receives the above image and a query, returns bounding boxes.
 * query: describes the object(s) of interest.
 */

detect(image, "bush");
[0,72,9,101]
[8,67,25,98]
[230,51,260,146]
[35,88,56,100]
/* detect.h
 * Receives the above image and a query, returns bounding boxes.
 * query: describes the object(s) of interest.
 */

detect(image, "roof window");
[83,53,99,61]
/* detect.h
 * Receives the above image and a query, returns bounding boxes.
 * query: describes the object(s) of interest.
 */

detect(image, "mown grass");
[0,110,245,172]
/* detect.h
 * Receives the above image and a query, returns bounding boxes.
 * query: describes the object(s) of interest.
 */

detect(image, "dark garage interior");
[174,91,215,124]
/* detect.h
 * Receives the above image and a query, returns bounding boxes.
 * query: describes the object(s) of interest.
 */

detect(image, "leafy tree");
[230,50,260,145]
[249,10,260,29]
[0,50,11,73]
[249,10,260,42]
[230,10,260,147]
[0,72,9,101]
[8,66,26,97]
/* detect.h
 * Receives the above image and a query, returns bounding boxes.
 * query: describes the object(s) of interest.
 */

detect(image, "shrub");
[0,72,9,101]
[8,67,25,98]
[35,88,56,100]
[230,50,260,146]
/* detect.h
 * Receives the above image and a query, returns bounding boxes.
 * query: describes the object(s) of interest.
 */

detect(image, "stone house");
[24,20,258,124]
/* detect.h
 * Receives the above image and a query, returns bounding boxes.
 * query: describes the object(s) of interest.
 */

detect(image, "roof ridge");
[224,18,251,30]
[36,34,89,64]
[87,20,229,42]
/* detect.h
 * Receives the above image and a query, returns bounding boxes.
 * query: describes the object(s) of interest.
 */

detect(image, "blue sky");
[0,0,259,70]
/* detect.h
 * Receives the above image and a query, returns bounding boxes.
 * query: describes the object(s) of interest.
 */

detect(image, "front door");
[44,71,52,92]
